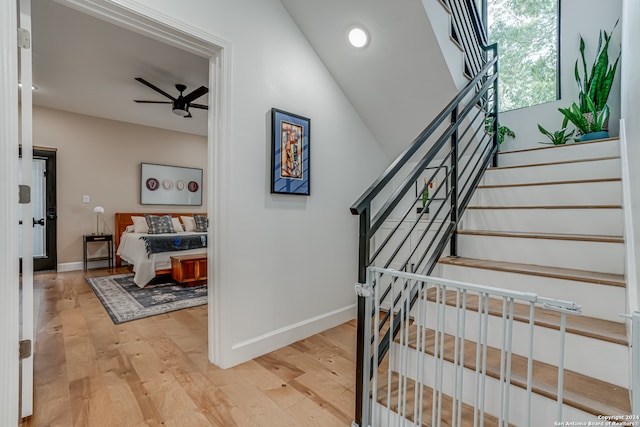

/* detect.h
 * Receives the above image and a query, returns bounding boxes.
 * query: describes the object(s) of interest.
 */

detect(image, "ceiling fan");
[133,77,208,118]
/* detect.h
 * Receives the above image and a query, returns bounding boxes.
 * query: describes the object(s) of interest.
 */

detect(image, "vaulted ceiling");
[279,0,457,157]
[30,0,456,157]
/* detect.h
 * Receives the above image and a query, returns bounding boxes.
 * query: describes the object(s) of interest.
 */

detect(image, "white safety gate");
[357,267,582,427]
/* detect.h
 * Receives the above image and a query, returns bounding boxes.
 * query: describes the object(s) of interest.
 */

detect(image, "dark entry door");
[19,148,57,271]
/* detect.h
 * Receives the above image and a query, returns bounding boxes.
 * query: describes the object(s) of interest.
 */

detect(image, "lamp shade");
[93,206,104,235]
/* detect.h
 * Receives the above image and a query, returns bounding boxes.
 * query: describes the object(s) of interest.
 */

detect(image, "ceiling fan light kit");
[172,102,190,116]
[133,77,208,118]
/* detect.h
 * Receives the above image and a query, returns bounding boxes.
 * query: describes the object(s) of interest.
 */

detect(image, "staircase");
[351,0,633,425]
[432,138,631,422]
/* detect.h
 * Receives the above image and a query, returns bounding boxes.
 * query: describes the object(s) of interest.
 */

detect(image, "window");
[487,0,559,111]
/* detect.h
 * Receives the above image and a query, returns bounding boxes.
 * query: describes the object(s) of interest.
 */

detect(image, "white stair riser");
[484,157,621,186]
[457,234,624,275]
[498,140,620,167]
[463,208,624,236]
[437,263,626,322]
[388,345,609,426]
[410,301,629,387]
[371,405,419,427]
[473,181,622,207]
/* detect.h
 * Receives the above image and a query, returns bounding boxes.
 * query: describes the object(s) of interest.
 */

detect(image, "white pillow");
[181,216,196,232]
[172,217,184,232]
[125,224,135,233]
[131,216,149,233]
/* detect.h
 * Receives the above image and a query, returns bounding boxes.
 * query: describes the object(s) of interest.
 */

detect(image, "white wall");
[112,0,390,367]
[499,0,622,150]
[620,0,640,312]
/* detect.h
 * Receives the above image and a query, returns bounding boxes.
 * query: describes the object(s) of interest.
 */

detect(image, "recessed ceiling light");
[348,27,369,48]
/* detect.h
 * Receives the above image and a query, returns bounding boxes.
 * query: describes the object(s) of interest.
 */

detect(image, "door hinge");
[19,185,31,204]
[19,339,32,360]
[17,28,30,49]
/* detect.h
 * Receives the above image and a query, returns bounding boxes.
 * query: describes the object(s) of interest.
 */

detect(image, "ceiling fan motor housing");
[172,99,189,116]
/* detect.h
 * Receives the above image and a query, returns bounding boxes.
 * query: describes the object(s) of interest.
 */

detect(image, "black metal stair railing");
[350,0,498,424]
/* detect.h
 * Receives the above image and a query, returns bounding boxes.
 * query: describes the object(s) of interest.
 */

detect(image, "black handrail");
[351,1,498,425]
[351,57,497,277]
[351,56,496,219]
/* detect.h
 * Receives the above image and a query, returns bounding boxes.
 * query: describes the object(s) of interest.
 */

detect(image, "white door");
[0,0,25,424]
[18,0,35,418]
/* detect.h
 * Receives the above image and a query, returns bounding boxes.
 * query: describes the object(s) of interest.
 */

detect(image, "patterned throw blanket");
[140,234,207,256]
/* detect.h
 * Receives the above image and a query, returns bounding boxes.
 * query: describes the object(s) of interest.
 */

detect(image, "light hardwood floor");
[19,268,357,426]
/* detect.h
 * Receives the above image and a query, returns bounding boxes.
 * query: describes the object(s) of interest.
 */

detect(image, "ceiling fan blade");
[183,86,209,104]
[189,104,208,110]
[134,100,172,104]
[135,77,176,101]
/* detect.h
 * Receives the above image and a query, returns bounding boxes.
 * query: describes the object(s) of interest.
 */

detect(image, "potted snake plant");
[559,96,609,142]
[537,124,575,145]
[574,21,620,131]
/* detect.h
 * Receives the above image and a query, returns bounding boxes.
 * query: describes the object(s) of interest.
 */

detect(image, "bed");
[115,212,208,287]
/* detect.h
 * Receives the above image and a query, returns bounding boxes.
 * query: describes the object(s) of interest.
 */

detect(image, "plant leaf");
[559,103,590,134]
[537,124,552,139]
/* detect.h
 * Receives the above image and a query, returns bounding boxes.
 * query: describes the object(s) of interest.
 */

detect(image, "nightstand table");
[83,234,114,271]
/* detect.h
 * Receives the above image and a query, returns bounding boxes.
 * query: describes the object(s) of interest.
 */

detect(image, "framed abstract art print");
[271,108,310,195]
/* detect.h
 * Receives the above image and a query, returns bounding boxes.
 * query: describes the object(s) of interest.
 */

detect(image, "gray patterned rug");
[86,273,207,324]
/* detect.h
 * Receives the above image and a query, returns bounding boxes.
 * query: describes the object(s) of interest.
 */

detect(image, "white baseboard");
[57,260,110,272]
[223,303,357,369]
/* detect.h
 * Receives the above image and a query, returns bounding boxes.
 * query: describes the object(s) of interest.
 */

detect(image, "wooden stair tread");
[438,257,625,288]
[457,229,624,244]
[498,138,619,156]
[478,177,621,189]
[487,155,620,171]
[376,371,513,427]
[393,325,631,416]
[423,287,628,345]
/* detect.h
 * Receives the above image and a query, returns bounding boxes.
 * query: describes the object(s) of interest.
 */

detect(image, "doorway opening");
[19,148,57,272]
[37,0,229,367]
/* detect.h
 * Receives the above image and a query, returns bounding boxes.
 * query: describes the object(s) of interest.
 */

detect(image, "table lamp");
[93,206,104,235]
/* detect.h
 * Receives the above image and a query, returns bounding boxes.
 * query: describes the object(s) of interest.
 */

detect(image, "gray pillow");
[194,214,208,232]
[144,214,175,234]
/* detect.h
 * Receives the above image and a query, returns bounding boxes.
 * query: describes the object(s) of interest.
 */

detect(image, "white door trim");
[0,0,21,424]
[56,0,232,368]
[19,0,35,417]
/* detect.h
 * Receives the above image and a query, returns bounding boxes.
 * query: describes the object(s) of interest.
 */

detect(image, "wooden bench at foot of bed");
[171,254,207,287]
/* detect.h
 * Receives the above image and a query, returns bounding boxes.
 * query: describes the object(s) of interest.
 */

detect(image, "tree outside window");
[487,0,559,111]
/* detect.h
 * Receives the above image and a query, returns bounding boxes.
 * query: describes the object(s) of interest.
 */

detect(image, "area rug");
[86,273,207,324]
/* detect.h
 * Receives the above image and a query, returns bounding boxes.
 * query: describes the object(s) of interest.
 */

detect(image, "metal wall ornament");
[140,163,203,206]
[271,108,310,195]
